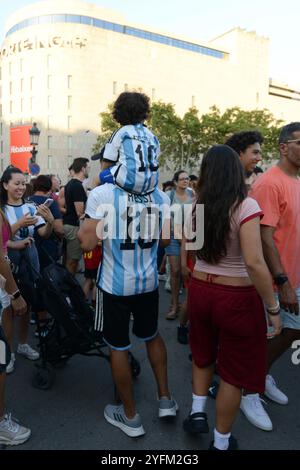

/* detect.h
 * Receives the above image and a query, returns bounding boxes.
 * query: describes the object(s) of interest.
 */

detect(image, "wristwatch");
[273,274,289,286]
[10,290,21,300]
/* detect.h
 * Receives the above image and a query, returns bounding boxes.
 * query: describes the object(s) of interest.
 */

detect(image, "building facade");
[0,0,299,177]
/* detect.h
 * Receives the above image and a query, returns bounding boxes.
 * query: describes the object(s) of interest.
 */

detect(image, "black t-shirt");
[63,178,87,226]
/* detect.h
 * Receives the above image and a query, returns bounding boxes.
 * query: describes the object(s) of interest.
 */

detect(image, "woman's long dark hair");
[0,167,24,207]
[195,145,247,264]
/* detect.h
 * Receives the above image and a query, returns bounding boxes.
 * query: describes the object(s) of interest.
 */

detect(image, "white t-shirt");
[85,184,170,296]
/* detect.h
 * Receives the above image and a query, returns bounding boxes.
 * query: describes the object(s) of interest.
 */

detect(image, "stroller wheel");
[129,353,141,378]
[32,363,56,390]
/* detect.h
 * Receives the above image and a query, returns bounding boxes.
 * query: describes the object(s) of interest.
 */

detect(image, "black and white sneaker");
[183,411,209,434]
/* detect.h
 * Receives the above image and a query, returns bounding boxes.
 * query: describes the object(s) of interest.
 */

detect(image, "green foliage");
[93,101,283,169]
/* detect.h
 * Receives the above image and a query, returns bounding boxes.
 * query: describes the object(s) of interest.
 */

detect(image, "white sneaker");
[17,343,39,361]
[0,413,31,446]
[158,397,179,418]
[6,353,15,374]
[240,393,273,431]
[264,375,288,405]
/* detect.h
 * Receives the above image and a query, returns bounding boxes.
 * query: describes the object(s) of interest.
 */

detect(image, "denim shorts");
[275,287,300,330]
[165,238,181,257]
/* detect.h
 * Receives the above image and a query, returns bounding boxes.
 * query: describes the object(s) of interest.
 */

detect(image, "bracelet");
[10,290,21,300]
[266,300,280,315]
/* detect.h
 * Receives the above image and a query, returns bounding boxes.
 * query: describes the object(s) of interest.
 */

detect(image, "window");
[20,79,24,92]
[68,96,72,109]
[113,81,117,95]
[67,75,72,89]
[20,98,24,112]
[9,82,12,95]
[47,75,52,89]
[67,116,72,129]
[124,83,128,91]
[191,95,196,107]
[0,141,3,153]
[30,77,34,91]
[47,116,52,130]
[47,155,52,170]
[68,135,72,150]
[48,136,52,149]
[10,101,13,114]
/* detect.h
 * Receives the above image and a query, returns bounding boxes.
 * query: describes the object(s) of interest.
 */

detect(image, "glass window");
[67,116,72,129]
[124,83,128,92]
[0,141,3,153]
[113,81,117,95]
[38,15,52,25]
[81,16,92,25]
[20,98,24,112]
[68,96,72,109]
[191,95,195,107]
[68,136,72,150]
[52,14,66,23]
[48,136,52,149]
[66,15,80,23]
[47,155,52,170]
[9,82,12,95]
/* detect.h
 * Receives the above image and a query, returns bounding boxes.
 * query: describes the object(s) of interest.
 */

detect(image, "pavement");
[4,281,300,451]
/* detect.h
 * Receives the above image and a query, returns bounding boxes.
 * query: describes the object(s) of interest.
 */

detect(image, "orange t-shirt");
[250,165,300,288]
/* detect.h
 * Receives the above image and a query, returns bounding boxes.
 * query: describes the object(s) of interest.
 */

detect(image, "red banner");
[10,125,31,172]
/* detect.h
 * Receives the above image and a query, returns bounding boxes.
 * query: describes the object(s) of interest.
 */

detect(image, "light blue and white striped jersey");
[86,184,170,296]
[4,202,45,241]
[102,124,160,195]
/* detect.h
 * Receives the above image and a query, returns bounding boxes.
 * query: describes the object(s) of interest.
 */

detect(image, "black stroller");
[17,253,141,390]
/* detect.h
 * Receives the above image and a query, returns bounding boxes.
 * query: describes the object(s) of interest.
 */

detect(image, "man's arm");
[74,201,85,219]
[78,217,102,252]
[261,225,298,314]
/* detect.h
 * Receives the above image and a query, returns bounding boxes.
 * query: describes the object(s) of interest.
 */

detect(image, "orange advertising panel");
[10,125,31,172]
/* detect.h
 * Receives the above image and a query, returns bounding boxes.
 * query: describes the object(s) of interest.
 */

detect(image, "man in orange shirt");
[243,122,300,430]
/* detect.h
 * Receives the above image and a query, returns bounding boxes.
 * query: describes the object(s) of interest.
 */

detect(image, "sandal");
[165,307,178,320]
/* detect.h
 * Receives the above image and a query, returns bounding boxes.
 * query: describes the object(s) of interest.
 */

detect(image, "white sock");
[191,393,207,414]
[213,428,231,450]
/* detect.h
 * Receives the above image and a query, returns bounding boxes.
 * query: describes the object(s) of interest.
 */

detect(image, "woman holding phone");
[0,167,54,372]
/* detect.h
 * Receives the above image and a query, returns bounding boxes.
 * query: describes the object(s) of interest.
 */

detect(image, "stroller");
[17,250,141,390]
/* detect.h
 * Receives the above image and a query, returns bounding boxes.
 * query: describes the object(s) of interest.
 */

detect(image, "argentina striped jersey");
[4,202,45,240]
[85,184,170,296]
[101,124,160,194]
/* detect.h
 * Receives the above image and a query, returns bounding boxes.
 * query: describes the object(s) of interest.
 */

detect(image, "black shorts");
[0,326,11,374]
[84,268,98,280]
[102,289,159,350]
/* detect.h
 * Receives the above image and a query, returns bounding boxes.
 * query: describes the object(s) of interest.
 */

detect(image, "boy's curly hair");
[113,92,150,125]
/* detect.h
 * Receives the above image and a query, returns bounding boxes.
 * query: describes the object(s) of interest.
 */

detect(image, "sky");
[0,0,299,89]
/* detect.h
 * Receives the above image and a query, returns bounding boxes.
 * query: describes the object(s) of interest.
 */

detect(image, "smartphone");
[44,198,54,208]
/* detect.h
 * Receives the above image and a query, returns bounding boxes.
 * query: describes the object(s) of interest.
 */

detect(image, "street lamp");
[29,122,40,164]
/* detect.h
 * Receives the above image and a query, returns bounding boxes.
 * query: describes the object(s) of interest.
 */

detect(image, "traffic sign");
[28,162,40,175]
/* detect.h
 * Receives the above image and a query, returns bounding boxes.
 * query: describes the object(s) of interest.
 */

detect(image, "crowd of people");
[0,91,299,450]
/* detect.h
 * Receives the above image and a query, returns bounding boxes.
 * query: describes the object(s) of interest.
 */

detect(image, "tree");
[93,101,283,168]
